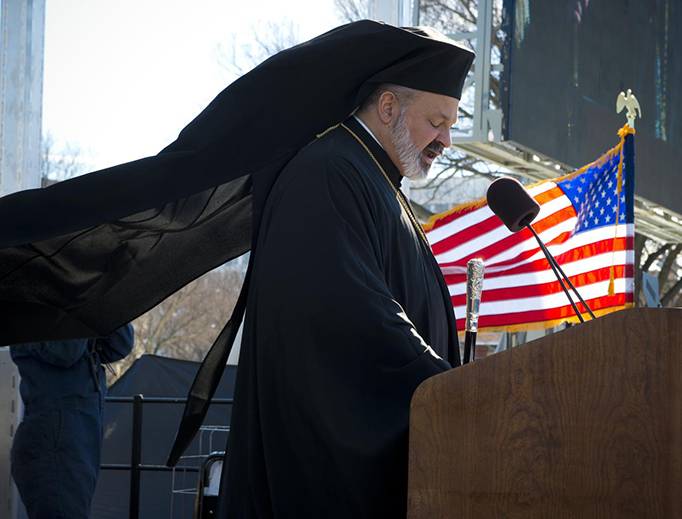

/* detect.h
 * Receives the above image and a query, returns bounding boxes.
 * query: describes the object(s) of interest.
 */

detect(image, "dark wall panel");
[503,0,682,213]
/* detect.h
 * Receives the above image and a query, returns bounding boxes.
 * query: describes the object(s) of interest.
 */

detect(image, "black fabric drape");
[0,20,473,345]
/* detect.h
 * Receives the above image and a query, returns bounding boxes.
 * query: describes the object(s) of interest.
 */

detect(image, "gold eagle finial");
[616,89,641,128]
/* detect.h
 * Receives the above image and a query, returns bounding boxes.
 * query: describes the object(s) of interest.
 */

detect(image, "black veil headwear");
[0,20,474,463]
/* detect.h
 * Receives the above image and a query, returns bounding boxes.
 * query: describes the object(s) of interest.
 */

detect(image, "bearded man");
[220,88,466,516]
[0,20,473,518]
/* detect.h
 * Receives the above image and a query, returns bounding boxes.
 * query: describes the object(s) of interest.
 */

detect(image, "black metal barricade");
[101,395,232,519]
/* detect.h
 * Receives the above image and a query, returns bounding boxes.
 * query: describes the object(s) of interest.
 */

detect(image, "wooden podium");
[407,308,682,518]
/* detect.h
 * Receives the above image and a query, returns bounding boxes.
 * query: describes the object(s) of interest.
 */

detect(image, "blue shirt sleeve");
[96,323,134,364]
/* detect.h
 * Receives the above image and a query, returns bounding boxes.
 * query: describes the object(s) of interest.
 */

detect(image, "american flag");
[424,127,636,331]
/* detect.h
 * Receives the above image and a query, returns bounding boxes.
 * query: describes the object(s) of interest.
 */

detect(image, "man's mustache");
[424,141,445,155]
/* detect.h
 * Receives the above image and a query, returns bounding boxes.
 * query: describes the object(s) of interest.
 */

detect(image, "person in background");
[10,324,134,519]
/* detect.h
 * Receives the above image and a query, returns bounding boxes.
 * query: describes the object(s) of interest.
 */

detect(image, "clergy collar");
[353,115,383,148]
[343,116,404,189]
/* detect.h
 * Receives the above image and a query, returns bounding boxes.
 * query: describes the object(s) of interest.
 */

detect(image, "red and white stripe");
[424,182,635,331]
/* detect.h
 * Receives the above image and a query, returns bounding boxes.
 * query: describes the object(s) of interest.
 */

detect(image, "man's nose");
[439,126,452,149]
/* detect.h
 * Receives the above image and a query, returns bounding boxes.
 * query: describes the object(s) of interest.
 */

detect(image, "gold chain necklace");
[338,123,431,246]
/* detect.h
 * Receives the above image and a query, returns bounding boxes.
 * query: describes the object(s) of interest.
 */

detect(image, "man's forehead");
[412,90,459,120]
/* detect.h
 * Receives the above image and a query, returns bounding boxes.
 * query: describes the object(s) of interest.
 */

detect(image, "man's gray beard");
[390,109,430,181]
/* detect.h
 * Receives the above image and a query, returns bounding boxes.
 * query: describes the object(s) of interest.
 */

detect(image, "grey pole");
[0,0,45,197]
[0,3,46,518]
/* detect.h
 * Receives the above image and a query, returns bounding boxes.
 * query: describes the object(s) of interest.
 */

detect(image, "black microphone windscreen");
[486,177,541,232]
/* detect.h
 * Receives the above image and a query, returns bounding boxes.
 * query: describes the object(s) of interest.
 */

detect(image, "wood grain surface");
[407,308,682,518]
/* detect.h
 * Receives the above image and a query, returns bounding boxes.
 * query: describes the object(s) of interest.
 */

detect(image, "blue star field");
[557,140,635,237]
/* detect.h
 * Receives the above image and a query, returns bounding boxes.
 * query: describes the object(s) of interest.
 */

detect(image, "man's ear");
[377,91,397,125]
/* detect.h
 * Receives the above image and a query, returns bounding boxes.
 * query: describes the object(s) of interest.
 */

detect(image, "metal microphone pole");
[524,222,596,321]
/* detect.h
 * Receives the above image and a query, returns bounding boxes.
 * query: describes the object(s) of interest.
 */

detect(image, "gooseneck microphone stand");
[523,218,596,323]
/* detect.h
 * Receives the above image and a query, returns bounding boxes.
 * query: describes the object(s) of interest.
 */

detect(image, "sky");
[43,0,341,172]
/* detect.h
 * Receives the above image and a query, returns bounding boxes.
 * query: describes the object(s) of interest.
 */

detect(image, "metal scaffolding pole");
[0,0,45,197]
[0,3,45,519]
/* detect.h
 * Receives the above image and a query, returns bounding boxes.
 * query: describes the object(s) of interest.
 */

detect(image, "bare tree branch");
[657,244,681,287]
[642,243,672,272]
[42,131,88,182]
[334,0,368,23]
[661,276,682,307]
[215,19,300,76]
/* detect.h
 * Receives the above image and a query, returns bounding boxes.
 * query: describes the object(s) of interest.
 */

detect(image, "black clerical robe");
[219,117,459,518]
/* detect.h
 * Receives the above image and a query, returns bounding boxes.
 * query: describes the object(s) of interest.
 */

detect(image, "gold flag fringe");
[467,303,635,334]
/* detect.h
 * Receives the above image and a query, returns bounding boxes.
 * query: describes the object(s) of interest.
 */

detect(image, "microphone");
[486,177,595,323]
[486,177,541,232]
[463,258,485,364]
